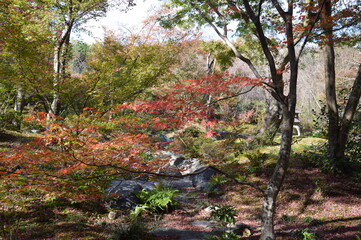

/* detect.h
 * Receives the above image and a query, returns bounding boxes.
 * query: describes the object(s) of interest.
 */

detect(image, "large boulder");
[192,167,221,191]
[105,179,157,210]
[162,176,194,189]
[173,157,204,174]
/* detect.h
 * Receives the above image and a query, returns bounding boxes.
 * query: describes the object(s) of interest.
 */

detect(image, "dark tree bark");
[242,0,299,238]
[319,0,339,162]
[336,64,361,162]
[320,0,361,170]
[13,84,25,129]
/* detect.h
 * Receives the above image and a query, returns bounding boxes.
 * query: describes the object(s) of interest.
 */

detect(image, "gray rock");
[192,220,218,229]
[162,177,194,189]
[105,179,157,210]
[212,222,252,237]
[157,165,182,176]
[141,181,157,191]
[173,156,186,166]
[108,211,117,220]
[192,167,221,191]
[30,129,42,134]
[174,158,204,174]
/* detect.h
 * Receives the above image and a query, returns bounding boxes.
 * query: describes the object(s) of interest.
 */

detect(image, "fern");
[133,184,179,216]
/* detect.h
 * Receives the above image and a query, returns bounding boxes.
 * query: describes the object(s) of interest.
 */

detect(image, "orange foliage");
[0,73,261,200]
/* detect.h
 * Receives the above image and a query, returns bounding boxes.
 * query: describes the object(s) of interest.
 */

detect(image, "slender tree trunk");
[254,92,282,140]
[260,104,295,239]
[13,84,25,129]
[14,86,24,113]
[205,53,215,133]
[49,46,61,118]
[319,0,340,159]
[259,2,298,237]
[48,24,72,119]
[336,64,361,161]
[324,44,339,159]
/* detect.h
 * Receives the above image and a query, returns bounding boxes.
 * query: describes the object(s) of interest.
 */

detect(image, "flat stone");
[192,220,218,229]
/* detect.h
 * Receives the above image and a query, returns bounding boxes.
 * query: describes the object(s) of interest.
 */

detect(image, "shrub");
[0,109,22,130]
[209,205,240,240]
[172,126,212,157]
[210,205,238,226]
[200,140,231,161]
[245,149,268,173]
[300,228,317,240]
[131,184,179,217]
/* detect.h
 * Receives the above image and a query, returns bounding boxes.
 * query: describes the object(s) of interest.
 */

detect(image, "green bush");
[131,184,179,217]
[245,149,268,173]
[0,109,22,130]
[300,228,317,240]
[210,205,238,226]
[173,126,212,158]
[200,140,231,161]
[209,205,240,240]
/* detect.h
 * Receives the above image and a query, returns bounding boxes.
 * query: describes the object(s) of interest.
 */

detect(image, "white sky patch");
[72,0,221,43]
[73,0,162,43]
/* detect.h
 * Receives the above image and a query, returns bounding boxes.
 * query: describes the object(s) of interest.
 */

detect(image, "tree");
[0,0,54,129]
[315,0,361,170]
[159,1,283,139]
[157,0,325,238]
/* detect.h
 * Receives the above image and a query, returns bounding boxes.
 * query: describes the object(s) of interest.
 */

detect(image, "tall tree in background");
[314,0,361,171]
[48,0,110,118]
[0,0,54,129]
[159,1,283,139]
[158,0,320,238]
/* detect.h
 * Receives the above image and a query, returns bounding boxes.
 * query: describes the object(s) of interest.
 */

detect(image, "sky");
[73,0,163,43]
[73,0,218,43]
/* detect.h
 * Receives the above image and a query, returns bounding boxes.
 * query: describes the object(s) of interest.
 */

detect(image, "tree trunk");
[259,3,298,238]
[49,46,61,118]
[205,53,215,133]
[260,105,294,240]
[13,85,25,129]
[335,64,361,162]
[320,0,361,170]
[48,25,72,119]
[320,0,339,162]
[254,93,282,141]
[324,44,339,160]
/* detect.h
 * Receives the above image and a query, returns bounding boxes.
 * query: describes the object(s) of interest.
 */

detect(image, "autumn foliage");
[0,73,260,201]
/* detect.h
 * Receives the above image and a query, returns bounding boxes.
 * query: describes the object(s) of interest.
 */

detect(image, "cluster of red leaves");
[0,73,261,201]
[115,73,261,129]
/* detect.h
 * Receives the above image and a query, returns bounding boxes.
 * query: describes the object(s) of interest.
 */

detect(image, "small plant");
[300,228,317,240]
[281,214,297,223]
[209,174,228,186]
[131,184,179,217]
[207,174,228,197]
[302,216,315,224]
[210,205,238,226]
[209,205,240,240]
